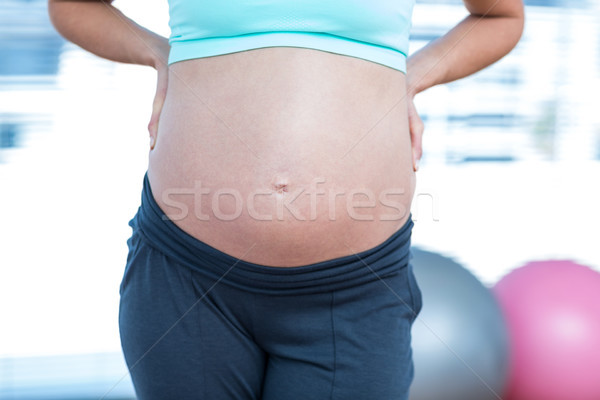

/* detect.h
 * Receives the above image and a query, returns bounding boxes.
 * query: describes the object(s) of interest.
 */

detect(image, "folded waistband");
[133,173,413,295]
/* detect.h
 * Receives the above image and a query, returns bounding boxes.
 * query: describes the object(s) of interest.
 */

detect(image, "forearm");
[406,1,524,95]
[48,0,169,69]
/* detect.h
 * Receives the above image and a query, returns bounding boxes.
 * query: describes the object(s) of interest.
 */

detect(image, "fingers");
[407,98,424,171]
[148,113,158,149]
[148,66,169,150]
[148,101,161,149]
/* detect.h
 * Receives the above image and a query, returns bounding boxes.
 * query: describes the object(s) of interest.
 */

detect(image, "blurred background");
[0,0,598,398]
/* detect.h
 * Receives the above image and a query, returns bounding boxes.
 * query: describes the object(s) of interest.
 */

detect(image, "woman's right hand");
[405,64,425,172]
[148,41,170,150]
[407,94,424,172]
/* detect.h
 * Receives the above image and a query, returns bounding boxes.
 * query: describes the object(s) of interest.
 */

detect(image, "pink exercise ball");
[493,260,600,400]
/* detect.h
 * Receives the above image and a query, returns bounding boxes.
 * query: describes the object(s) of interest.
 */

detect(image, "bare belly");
[147,47,415,267]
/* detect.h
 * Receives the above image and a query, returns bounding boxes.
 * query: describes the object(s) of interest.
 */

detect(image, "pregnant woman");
[49,0,524,398]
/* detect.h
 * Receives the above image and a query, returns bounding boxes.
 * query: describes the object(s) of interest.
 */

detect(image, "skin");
[48,0,524,267]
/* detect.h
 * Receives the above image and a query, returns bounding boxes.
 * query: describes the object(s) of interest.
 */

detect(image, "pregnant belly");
[147,48,415,267]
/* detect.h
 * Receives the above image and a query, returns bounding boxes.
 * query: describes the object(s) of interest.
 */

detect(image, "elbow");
[47,0,70,38]
[466,0,526,54]
[510,1,526,47]
[501,0,526,53]
[507,7,525,55]
[47,0,114,38]
[491,2,526,58]
[47,0,59,29]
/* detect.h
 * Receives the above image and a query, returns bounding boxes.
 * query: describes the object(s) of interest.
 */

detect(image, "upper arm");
[47,0,115,37]
[463,0,524,18]
[48,0,114,5]
[48,0,114,18]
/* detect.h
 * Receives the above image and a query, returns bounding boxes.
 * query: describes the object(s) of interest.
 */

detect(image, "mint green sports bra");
[167,0,416,73]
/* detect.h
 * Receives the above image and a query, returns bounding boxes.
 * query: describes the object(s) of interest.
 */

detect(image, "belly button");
[273,182,289,194]
[271,176,290,194]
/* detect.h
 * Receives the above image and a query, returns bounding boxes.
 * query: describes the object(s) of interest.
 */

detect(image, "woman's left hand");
[148,39,170,150]
[148,62,168,150]
[407,94,424,171]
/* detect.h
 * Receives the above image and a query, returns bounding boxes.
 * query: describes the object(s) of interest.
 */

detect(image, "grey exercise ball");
[409,248,509,400]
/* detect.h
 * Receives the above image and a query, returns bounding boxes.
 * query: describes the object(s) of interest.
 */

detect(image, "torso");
[148,47,415,267]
